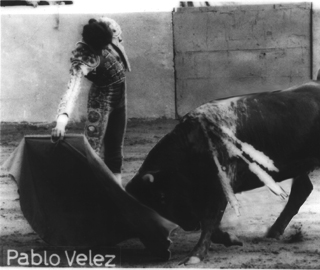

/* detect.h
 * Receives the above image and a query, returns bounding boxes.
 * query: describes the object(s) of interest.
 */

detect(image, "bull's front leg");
[180,199,227,265]
[210,205,243,247]
[267,173,313,238]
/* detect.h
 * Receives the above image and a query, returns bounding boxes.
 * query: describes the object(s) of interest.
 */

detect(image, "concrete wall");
[1,3,319,122]
[174,3,313,116]
[1,12,175,122]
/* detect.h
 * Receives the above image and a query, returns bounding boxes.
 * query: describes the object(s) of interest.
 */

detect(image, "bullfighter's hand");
[51,114,68,141]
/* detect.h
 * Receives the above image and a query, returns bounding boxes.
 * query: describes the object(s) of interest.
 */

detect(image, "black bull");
[126,81,320,264]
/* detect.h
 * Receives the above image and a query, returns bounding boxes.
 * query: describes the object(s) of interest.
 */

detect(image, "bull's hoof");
[211,231,243,247]
[266,227,281,239]
[224,234,243,247]
[179,256,201,265]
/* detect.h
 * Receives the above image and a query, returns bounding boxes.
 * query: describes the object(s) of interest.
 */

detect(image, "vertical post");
[172,8,179,119]
[312,2,320,80]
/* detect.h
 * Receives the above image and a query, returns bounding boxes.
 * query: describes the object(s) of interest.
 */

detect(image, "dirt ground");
[0,119,319,268]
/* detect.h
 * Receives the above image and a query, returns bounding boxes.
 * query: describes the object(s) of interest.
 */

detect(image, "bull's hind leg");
[267,174,313,238]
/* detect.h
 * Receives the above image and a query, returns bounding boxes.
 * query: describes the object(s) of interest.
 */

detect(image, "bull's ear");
[142,174,154,183]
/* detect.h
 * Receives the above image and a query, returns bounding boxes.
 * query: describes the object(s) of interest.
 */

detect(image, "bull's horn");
[142,174,154,183]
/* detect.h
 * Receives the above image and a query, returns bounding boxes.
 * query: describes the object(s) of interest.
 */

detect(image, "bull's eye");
[159,192,165,204]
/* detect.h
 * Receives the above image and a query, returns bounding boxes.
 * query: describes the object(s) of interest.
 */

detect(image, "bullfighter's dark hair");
[82,19,113,52]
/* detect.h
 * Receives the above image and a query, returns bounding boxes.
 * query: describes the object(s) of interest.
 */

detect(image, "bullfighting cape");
[2,135,177,259]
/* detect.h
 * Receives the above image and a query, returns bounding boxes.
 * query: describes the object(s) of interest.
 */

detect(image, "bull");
[125,80,320,264]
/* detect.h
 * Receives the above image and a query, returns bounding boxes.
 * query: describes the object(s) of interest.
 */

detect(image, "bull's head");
[125,132,201,231]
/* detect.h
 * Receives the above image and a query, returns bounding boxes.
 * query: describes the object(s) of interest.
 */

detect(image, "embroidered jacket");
[56,41,130,118]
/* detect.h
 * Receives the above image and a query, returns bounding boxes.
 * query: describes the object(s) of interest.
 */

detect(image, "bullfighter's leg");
[103,104,127,185]
[180,198,228,265]
[267,173,313,239]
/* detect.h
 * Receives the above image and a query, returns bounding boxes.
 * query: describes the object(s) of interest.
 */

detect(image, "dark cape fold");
[2,134,177,260]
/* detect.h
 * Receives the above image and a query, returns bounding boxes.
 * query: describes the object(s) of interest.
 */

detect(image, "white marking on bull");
[213,155,241,216]
[222,137,288,200]
[194,97,241,134]
[193,96,288,215]
[194,97,242,215]
[220,125,279,172]
[219,126,287,198]
[198,119,241,216]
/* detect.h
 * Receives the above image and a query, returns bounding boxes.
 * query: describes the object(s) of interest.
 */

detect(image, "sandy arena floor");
[0,119,319,268]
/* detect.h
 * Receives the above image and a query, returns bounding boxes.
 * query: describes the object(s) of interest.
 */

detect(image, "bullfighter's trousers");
[84,81,127,174]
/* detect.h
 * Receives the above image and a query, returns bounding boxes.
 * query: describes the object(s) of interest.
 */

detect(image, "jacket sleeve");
[56,42,100,119]
[56,67,84,118]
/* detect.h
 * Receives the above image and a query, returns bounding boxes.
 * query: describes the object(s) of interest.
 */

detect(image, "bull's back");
[236,83,320,152]
[183,81,320,190]
[234,82,320,185]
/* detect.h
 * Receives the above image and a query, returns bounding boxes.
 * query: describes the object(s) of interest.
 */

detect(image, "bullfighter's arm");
[53,42,100,139]
[56,42,100,119]
[56,68,84,119]
[52,67,85,140]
